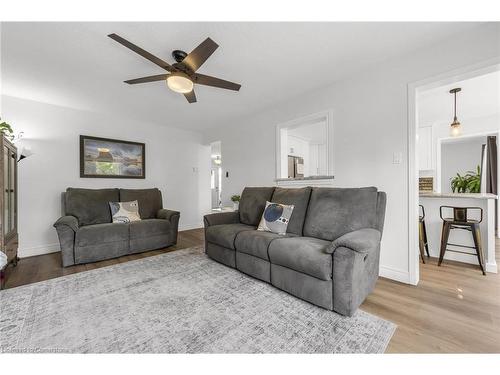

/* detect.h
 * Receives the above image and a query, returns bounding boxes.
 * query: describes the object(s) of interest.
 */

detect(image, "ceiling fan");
[108,33,241,103]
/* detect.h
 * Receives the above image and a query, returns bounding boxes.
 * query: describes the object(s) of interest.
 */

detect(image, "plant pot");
[232,202,239,211]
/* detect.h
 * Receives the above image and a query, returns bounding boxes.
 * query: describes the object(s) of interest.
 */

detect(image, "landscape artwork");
[80,135,145,178]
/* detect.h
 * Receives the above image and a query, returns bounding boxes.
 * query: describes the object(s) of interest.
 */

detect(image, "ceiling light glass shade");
[450,118,462,137]
[166,74,194,94]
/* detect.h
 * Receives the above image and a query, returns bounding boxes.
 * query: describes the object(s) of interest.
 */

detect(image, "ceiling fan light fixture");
[166,73,194,94]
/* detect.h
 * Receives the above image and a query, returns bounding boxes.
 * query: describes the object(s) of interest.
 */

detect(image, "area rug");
[0,246,396,353]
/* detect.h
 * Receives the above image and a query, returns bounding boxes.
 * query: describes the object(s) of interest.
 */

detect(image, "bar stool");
[419,205,430,263]
[438,206,486,275]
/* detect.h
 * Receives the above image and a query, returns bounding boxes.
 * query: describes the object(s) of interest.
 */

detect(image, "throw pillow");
[109,200,141,223]
[257,201,295,235]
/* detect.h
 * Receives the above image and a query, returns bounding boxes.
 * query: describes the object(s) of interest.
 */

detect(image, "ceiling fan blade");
[124,74,169,84]
[184,90,197,103]
[108,33,173,72]
[193,73,241,91]
[182,37,219,72]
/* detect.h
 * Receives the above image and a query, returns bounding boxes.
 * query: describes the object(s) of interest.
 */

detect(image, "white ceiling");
[1,22,484,131]
[418,70,500,126]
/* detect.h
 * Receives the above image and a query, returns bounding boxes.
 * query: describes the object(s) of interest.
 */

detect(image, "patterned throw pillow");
[109,200,141,223]
[257,201,295,235]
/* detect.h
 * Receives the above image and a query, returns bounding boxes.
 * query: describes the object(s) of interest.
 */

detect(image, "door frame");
[407,57,500,285]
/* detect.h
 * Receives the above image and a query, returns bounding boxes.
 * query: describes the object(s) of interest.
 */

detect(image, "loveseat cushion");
[238,187,275,226]
[65,188,120,226]
[268,237,332,281]
[270,187,312,235]
[75,222,129,247]
[120,188,163,219]
[206,223,256,250]
[303,187,379,241]
[129,219,171,239]
[235,230,297,260]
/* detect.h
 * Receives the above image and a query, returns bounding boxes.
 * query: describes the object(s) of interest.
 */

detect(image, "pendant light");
[449,87,462,137]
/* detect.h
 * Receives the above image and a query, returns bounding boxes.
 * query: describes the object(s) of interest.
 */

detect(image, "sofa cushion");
[238,187,275,226]
[270,187,312,235]
[268,237,332,281]
[119,188,162,219]
[129,219,171,239]
[235,230,297,260]
[206,223,256,250]
[75,222,129,247]
[65,188,120,226]
[303,187,379,241]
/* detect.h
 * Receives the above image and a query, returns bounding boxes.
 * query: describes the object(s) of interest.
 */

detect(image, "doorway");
[210,141,222,210]
[410,60,500,284]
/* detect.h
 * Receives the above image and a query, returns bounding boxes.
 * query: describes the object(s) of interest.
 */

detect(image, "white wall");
[441,137,486,193]
[202,23,500,283]
[1,95,211,258]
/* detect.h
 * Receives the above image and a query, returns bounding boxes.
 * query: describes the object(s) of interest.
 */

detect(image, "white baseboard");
[179,222,203,231]
[379,265,411,284]
[486,261,498,274]
[19,243,60,258]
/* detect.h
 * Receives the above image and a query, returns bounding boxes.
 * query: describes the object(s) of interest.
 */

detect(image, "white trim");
[379,265,411,284]
[179,222,204,231]
[408,57,500,286]
[275,110,334,179]
[18,243,60,258]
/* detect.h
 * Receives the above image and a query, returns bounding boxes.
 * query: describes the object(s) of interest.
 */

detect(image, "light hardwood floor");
[3,228,499,353]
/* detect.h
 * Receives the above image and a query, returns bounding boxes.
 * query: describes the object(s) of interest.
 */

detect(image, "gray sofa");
[54,188,180,267]
[204,186,386,316]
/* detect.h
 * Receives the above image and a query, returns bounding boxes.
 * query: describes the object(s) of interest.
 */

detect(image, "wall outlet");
[392,152,402,164]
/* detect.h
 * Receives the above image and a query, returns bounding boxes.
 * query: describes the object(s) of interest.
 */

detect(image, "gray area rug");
[0,246,396,353]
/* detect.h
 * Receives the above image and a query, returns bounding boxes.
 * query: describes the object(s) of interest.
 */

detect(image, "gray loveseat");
[54,188,180,267]
[204,186,386,316]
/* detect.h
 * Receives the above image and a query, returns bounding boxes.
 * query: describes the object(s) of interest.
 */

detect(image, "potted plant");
[450,165,481,193]
[0,117,14,141]
[231,195,241,211]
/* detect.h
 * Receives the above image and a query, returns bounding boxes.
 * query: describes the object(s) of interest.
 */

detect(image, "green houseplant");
[231,195,241,210]
[0,117,14,141]
[451,165,481,193]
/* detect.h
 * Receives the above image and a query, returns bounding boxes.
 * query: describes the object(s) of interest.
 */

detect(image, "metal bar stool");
[438,206,486,275]
[419,205,430,263]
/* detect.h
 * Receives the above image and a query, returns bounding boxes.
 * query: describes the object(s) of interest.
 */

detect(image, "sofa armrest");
[53,215,79,232]
[327,228,381,254]
[157,208,180,221]
[203,211,240,227]
[53,216,78,267]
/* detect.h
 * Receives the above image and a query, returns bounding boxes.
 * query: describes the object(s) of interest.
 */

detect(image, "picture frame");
[79,135,145,179]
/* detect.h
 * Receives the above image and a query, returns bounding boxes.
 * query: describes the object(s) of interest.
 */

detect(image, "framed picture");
[80,135,145,179]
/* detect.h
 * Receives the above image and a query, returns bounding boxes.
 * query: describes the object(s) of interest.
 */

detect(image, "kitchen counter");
[274,175,334,182]
[419,193,497,273]
[419,192,497,200]
[275,175,335,187]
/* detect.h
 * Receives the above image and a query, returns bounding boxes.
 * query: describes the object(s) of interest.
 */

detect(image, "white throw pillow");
[109,200,141,223]
[257,201,294,235]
